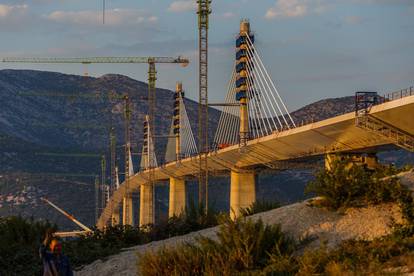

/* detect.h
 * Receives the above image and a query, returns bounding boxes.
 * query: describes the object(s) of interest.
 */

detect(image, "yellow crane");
[1,56,189,77]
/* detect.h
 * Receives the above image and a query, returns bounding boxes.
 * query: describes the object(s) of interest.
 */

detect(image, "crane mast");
[94,175,100,224]
[123,95,132,225]
[110,127,116,195]
[197,0,211,208]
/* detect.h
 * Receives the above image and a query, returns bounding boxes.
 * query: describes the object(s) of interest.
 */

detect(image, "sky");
[0,0,413,111]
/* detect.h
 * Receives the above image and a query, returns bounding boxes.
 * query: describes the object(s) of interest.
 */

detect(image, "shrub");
[298,236,414,275]
[240,200,281,217]
[306,158,414,223]
[306,158,377,209]
[63,225,146,267]
[138,217,297,275]
[146,201,220,241]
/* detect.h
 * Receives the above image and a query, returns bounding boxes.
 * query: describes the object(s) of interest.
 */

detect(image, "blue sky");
[0,0,413,110]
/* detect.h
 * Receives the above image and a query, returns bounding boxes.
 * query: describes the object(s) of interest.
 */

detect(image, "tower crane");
[197,0,211,209]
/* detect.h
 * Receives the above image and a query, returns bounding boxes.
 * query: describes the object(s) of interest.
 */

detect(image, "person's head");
[49,239,62,255]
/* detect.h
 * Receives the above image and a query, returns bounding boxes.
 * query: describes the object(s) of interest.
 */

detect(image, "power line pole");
[197,0,211,209]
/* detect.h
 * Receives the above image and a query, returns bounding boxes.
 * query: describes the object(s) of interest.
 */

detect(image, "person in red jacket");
[40,231,73,276]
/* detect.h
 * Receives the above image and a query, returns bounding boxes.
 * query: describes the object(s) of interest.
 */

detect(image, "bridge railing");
[384,86,413,102]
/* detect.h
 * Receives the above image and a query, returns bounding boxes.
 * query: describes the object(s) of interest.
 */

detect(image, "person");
[40,231,73,276]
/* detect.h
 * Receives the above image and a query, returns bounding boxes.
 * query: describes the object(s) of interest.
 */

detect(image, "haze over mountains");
[0,69,412,229]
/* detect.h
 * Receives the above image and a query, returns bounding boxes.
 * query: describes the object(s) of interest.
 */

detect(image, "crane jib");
[1,57,190,65]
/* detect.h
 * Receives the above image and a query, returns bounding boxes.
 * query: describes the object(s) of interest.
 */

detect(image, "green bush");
[240,200,281,217]
[63,225,146,267]
[307,158,384,209]
[305,158,414,226]
[299,235,414,275]
[0,216,57,275]
[138,217,297,275]
[147,201,219,241]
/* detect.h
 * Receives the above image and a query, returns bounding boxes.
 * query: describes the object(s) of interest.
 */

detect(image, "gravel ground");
[76,171,414,276]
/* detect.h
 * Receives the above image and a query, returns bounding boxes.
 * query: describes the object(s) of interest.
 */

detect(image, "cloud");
[0,4,35,31]
[0,4,28,18]
[351,0,414,5]
[265,0,327,20]
[222,12,236,19]
[265,0,308,19]
[46,8,158,27]
[344,15,363,24]
[168,1,196,13]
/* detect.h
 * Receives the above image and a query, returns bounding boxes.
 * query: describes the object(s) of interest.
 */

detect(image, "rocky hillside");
[290,96,354,124]
[0,69,221,153]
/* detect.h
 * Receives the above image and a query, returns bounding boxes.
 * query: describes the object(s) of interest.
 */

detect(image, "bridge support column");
[230,170,256,219]
[111,208,120,226]
[325,153,379,171]
[122,196,133,226]
[139,184,154,226]
[169,178,186,218]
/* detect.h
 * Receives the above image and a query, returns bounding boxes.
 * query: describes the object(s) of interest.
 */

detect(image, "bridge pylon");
[236,20,254,146]
[229,20,257,219]
[167,82,187,217]
[139,115,156,226]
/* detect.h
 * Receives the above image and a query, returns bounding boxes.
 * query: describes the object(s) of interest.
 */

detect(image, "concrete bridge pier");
[111,208,120,226]
[230,170,256,219]
[139,184,154,226]
[122,196,133,226]
[169,177,186,218]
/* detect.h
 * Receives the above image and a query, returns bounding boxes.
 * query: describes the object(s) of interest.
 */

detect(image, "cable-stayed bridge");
[95,21,414,229]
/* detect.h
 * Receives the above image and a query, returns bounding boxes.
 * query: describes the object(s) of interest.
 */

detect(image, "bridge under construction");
[2,2,413,232]
[95,20,414,228]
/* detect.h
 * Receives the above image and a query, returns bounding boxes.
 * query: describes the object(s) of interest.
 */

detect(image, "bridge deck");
[97,95,414,228]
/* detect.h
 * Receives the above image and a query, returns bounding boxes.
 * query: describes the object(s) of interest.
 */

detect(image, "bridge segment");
[97,94,414,229]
